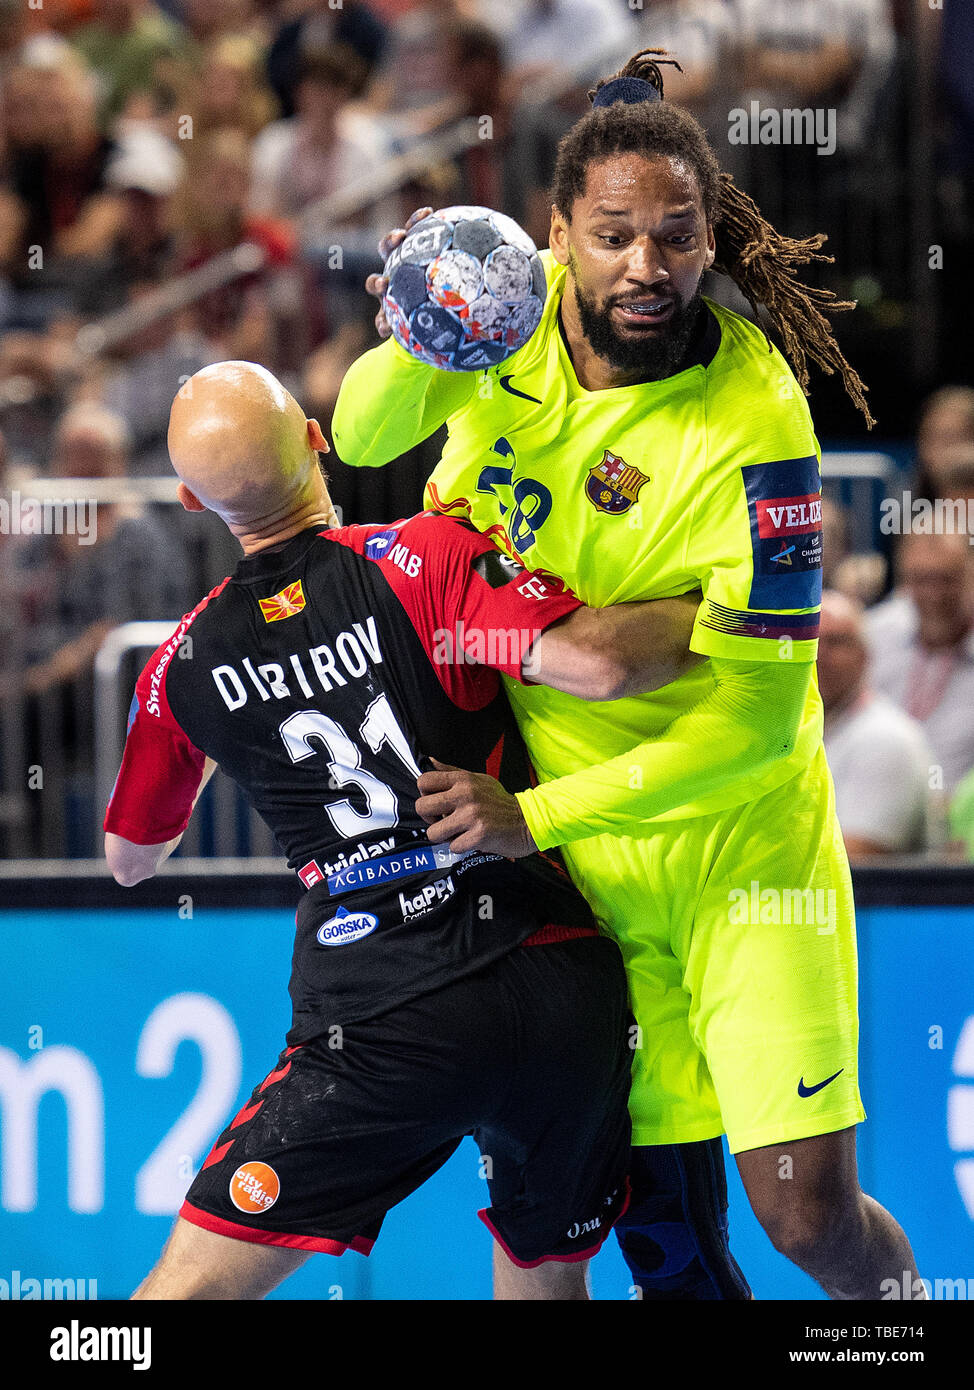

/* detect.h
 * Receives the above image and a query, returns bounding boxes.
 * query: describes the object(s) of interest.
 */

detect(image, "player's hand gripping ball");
[381,206,547,371]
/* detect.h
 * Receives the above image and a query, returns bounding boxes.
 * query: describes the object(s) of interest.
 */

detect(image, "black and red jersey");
[105,512,597,1038]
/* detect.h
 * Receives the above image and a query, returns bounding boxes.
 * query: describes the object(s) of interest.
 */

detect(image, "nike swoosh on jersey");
[797,1068,844,1098]
[499,375,542,404]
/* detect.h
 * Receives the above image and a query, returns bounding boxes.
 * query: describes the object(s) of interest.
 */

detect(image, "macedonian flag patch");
[259,579,307,623]
[585,450,649,515]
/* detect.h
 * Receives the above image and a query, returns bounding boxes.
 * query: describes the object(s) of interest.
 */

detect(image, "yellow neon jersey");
[332,252,825,837]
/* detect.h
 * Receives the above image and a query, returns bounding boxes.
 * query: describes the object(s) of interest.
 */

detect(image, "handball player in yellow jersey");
[333,50,920,1301]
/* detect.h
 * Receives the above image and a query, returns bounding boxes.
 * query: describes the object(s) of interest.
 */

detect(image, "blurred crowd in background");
[0,0,971,862]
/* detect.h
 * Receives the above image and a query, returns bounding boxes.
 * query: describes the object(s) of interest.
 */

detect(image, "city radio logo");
[259,580,307,624]
[229,1161,280,1215]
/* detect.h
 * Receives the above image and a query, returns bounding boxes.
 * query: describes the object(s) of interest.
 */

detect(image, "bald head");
[169,362,331,543]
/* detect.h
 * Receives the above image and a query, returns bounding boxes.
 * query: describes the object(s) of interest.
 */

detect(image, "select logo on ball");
[382,205,546,373]
[229,1161,280,1215]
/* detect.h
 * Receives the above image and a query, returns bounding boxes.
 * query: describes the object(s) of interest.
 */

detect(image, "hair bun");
[591,76,662,108]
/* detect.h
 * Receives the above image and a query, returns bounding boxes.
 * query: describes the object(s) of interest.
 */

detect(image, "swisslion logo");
[258,580,306,623]
[229,1161,280,1215]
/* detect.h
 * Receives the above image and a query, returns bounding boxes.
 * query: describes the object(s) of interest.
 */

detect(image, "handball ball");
[382,206,547,371]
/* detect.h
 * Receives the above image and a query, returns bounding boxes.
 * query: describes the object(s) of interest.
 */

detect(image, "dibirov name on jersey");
[212,617,383,709]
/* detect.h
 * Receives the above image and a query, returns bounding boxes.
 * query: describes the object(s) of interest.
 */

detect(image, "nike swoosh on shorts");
[797,1068,844,1098]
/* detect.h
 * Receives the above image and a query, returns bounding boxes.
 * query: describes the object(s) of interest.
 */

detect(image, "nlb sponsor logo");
[316,906,379,946]
[229,1161,280,1215]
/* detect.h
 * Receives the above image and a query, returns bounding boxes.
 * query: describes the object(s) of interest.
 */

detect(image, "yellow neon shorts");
[562,744,866,1153]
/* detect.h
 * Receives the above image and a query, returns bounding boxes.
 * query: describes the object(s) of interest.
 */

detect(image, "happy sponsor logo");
[316,905,379,946]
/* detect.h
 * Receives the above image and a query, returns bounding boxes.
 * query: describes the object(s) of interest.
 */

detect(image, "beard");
[571,272,705,382]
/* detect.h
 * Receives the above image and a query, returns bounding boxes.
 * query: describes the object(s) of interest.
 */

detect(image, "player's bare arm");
[418,657,810,857]
[528,591,704,700]
[105,757,218,886]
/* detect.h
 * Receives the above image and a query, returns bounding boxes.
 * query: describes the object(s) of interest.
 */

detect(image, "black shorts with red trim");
[180,931,632,1267]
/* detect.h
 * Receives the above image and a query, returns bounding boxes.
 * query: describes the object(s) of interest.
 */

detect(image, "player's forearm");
[530,594,705,700]
[331,337,472,467]
[105,758,217,885]
[515,659,811,848]
[105,830,184,886]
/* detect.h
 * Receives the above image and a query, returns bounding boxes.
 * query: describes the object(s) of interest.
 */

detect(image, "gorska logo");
[229,1161,280,1214]
[316,906,379,946]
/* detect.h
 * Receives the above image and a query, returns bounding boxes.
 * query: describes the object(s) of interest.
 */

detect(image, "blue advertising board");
[0,880,972,1301]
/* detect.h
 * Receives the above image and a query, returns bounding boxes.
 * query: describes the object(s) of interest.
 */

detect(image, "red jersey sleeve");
[323,514,581,709]
[103,617,209,845]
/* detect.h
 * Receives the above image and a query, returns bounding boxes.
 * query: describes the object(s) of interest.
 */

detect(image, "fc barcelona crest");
[585,450,648,515]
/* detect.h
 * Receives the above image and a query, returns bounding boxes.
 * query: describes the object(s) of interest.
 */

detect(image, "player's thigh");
[684,750,865,1155]
[133,1216,310,1300]
[492,1245,590,1301]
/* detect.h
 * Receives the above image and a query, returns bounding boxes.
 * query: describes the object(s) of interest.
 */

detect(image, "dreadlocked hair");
[556,48,874,427]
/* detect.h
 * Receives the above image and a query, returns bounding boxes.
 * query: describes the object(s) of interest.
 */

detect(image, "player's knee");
[754,1188,863,1268]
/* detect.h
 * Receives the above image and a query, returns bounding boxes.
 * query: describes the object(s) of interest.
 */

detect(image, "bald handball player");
[104,361,705,1300]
